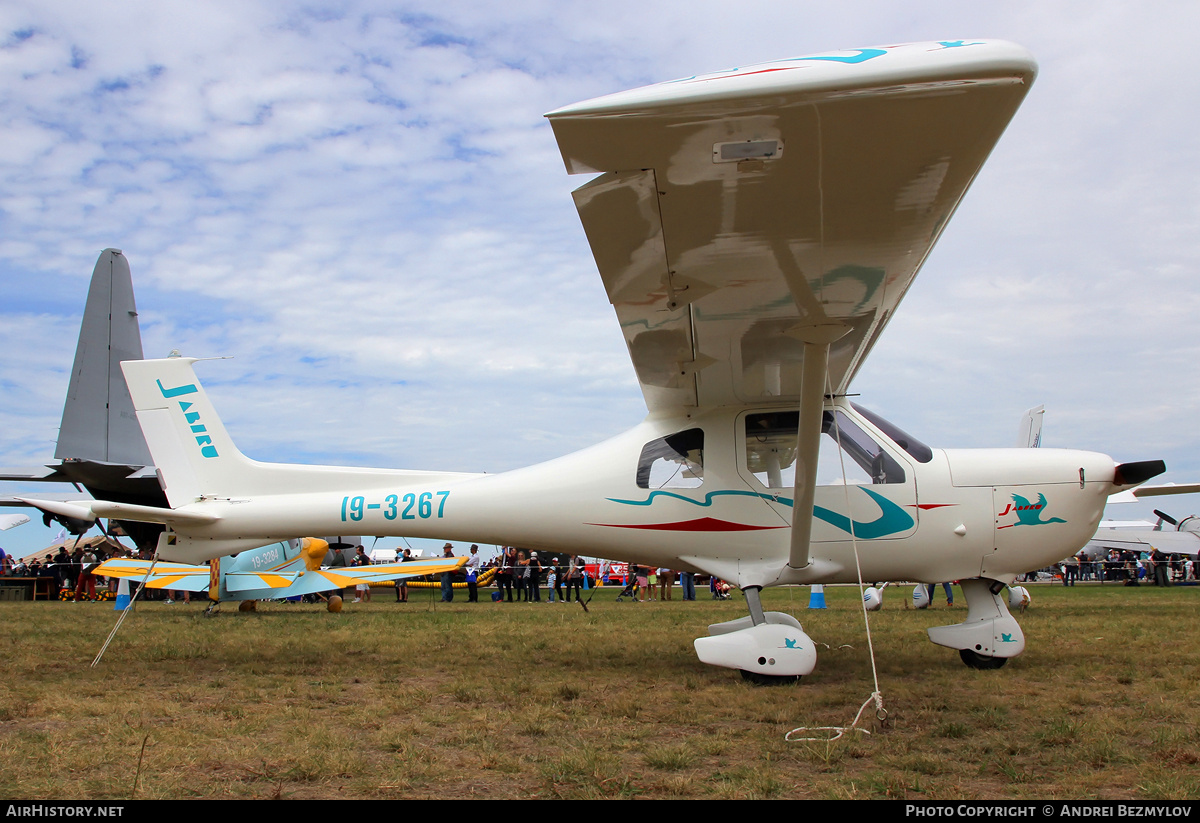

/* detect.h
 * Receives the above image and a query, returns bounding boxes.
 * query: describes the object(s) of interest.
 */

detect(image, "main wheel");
[959,649,1008,669]
[739,669,801,686]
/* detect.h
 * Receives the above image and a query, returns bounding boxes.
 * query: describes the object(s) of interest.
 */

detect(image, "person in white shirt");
[465,544,482,602]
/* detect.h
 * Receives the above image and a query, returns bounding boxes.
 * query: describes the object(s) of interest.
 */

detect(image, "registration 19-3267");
[339,491,450,522]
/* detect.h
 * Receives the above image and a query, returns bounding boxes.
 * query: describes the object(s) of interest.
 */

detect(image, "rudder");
[121,357,257,507]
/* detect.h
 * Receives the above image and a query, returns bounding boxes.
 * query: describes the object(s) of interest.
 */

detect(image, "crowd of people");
[7,538,1197,606]
[489,548,595,603]
[1052,548,1196,586]
[0,542,121,601]
[481,549,713,603]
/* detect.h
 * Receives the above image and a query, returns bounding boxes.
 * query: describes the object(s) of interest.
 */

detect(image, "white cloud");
[4,1,1200,555]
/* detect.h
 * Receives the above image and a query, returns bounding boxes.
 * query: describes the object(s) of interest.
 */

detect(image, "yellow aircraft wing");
[328,555,469,584]
[95,558,211,592]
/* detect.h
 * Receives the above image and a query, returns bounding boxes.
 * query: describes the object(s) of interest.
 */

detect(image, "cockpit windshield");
[745,408,916,489]
[851,403,933,463]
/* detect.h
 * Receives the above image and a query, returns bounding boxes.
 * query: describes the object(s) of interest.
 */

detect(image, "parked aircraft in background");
[1017,406,1044,449]
[48,42,1170,681]
[0,249,165,551]
[1084,509,1200,559]
[96,538,467,612]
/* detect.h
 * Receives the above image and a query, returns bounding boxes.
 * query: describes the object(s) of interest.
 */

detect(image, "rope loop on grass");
[785,691,882,742]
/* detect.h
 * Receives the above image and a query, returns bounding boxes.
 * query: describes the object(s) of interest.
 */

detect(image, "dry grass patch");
[0,582,1196,798]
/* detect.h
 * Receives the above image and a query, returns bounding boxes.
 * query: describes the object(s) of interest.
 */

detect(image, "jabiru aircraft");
[63,41,1167,681]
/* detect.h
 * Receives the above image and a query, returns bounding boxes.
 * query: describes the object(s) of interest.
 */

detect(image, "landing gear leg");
[927,578,1024,668]
[745,585,766,626]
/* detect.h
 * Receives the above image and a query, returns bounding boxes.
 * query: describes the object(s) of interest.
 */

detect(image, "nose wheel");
[928,578,1025,668]
[959,649,1008,669]
[740,669,802,686]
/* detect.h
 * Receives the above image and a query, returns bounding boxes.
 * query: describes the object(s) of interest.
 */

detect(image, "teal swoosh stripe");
[793,48,887,65]
[813,487,915,539]
[607,490,782,507]
[607,486,914,539]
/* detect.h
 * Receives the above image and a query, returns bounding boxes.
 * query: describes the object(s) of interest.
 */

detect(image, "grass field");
[1,582,1197,800]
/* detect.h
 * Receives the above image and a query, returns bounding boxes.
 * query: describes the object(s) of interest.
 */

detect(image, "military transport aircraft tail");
[0,249,164,549]
[56,249,153,467]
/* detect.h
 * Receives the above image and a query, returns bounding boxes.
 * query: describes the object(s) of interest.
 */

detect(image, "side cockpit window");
[637,428,704,489]
[745,412,799,489]
[745,410,906,489]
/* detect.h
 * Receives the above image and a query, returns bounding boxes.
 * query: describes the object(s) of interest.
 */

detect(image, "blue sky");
[3,1,1200,558]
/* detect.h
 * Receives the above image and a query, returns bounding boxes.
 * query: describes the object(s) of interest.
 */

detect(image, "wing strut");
[788,326,848,572]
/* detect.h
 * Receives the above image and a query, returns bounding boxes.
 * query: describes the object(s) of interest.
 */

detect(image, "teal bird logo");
[1001,633,1015,643]
[997,493,1066,528]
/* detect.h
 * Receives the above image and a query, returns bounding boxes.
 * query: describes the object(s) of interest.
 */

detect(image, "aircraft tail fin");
[1016,404,1044,448]
[55,249,152,467]
[120,356,440,510]
[120,356,259,507]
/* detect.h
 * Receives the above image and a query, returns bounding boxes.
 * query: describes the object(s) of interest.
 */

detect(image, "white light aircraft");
[68,41,1169,681]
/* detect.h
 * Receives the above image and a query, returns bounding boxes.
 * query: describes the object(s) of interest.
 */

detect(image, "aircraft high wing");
[54,41,1169,681]
[96,538,468,611]
[550,41,1036,411]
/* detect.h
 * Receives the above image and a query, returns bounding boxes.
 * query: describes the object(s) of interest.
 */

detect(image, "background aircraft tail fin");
[1016,404,1044,448]
[55,249,153,467]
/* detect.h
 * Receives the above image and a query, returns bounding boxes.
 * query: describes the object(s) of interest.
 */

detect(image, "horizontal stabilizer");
[0,513,30,530]
[0,467,59,482]
[89,500,220,527]
[14,496,97,523]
